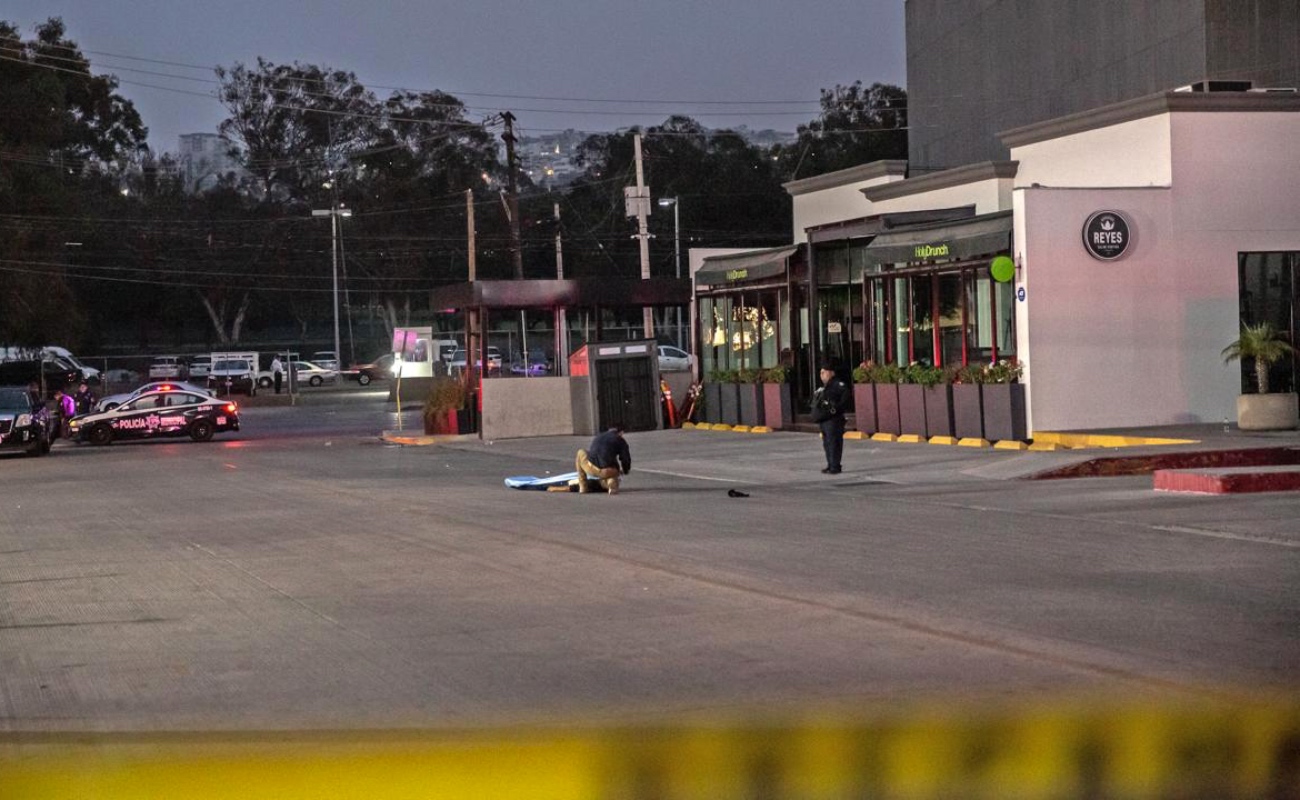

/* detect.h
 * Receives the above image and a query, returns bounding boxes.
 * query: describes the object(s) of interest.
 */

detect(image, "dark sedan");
[342,353,395,386]
[0,385,53,457]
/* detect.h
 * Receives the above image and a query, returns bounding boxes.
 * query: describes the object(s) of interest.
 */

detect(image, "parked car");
[0,358,84,394]
[69,387,240,445]
[657,345,695,372]
[289,360,338,387]
[509,349,552,376]
[148,356,188,379]
[311,351,340,371]
[95,381,216,413]
[447,347,503,373]
[207,358,257,396]
[342,353,395,386]
[103,368,141,386]
[0,385,53,457]
[188,354,212,379]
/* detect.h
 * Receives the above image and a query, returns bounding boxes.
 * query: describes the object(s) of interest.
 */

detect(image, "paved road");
[1,391,1297,731]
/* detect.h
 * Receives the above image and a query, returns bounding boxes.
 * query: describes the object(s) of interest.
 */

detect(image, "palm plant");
[1222,323,1297,394]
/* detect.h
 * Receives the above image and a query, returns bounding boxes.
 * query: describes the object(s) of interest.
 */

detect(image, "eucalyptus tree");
[773,81,907,180]
[0,16,148,347]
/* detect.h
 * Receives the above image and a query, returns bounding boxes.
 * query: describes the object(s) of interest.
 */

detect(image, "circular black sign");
[1082,211,1131,261]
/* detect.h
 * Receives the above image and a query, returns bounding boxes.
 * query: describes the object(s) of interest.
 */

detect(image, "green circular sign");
[990,255,1015,283]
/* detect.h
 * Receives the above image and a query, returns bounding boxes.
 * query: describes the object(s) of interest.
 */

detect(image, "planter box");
[952,384,985,439]
[1237,392,1299,431]
[983,383,1027,442]
[898,384,928,437]
[875,383,902,435]
[719,383,741,426]
[762,383,793,430]
[456,406,478,435]
[853,383,878,434]
[424,409,465,435]
[737,383,766,427]
[923,384,955,438]
[703,383,722,424]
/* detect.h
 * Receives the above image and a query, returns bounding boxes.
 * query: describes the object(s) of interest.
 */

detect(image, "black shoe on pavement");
[820,467,832,474]
[827,468,842,474]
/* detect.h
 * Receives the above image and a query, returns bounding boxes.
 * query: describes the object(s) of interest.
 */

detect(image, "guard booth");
[570,339,661,432]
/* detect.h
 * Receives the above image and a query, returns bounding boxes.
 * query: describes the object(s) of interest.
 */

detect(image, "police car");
[68,386,240,446]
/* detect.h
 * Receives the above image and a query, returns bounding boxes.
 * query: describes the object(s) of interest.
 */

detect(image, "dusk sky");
[3,1,906,151]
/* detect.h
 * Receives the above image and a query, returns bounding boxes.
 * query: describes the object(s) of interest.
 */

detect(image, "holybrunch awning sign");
[1082,211,1131,261]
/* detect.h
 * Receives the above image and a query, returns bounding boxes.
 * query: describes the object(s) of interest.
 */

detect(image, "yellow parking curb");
[681,422,696,430]
[928,436,959,446]
[731,425,751,433]
[712,424,733,432]
[871,433,898,442]
[749,426,772,433]
[845,431,868,440]
[1033,431,1198,448]
[994,440,1029,450]
[957,437,991,448]
[897,434,925,444]
[1028,442,1068,451]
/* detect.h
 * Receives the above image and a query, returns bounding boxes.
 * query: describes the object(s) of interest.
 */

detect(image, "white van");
[1,345,102,383]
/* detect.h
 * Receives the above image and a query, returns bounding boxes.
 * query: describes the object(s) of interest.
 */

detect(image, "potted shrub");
[760,366,792,429]
[703,370,724,424]
[872,362,904,435]
[981,359,1026,442]
[950,363,986,439]
[922,363,955,438]
[717,368,741,426]
[735,367,765,427]
[422,375,467,435]
[851,362,878,434]
[899,362,943,436]
[1222,322,1299,430]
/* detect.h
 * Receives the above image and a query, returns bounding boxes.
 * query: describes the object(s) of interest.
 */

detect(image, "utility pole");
[466,188,476,282]
[555,201,567,375]
[311,204,351,378]
[631,133,654,339]
[501,111,523,281]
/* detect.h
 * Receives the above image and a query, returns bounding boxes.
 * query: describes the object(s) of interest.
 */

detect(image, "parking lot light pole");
[312,205,352,373]
[658,197,682,348]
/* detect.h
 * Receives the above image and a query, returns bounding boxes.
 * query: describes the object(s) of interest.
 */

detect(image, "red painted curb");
[1154,467,1300,494]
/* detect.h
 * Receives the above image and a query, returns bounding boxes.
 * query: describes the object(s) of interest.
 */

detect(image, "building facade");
[905,0,1300,170]
[696,89,1300,432]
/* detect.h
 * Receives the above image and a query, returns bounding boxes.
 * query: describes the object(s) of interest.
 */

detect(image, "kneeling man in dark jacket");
[576,425,631,495]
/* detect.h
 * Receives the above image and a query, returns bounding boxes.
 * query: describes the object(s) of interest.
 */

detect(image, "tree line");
[0,16,906,355]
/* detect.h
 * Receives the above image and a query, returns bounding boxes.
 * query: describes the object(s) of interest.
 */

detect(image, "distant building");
[178,133,242,193]
[906,0,1300,171]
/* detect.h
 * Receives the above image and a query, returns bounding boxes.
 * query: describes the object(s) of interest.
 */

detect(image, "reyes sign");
[1082,211,1131,261]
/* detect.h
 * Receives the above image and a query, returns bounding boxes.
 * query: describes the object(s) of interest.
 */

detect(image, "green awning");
[696,246,798,287]
[863,211,1013,265]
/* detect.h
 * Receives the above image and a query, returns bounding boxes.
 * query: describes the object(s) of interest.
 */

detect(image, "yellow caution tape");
[3,698,1296,799]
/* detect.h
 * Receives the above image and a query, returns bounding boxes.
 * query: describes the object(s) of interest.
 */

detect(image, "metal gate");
[594,355,656,432]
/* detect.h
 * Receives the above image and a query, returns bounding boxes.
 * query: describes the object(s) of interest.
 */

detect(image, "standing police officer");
[812,364,849,474]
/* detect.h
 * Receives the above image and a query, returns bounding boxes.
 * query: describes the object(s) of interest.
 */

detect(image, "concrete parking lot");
[1,388,1298,734]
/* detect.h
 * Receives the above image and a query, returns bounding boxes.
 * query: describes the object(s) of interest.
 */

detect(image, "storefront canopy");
[863,210,1013,265]
[696,246,799,287]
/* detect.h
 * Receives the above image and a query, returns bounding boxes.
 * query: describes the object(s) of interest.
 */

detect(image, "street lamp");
[658,197,682,348]
[311,204,352,373]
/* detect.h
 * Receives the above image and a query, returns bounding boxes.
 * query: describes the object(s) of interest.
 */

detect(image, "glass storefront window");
[910,275,934,365]
[1238,252,1298,393]
[995,279,1016,360]
[967,276,993,363]
[759,292,779,369]
[937,273,963,367]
